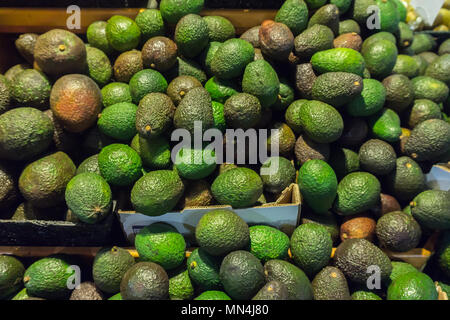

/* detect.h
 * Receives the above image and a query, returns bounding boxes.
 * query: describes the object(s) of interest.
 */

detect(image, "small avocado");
[308,4,340,36]
[312,266,351,300]
[408,99,442,128]
[333,32,363,51]
[19,152,76,208]
[34,29,86,76]
[106,15,141,52]
[85,46,112,87]
[410,190,450,230]
[135,223,186,270]
[101,82,132,107]
[264,259,313,300]
[290,223,333,276]
[187,248,222,291]
[93,246,135,294]
[120,262,169,300]
[311,72,363,107]
[203,15,235,42]
[159,0,204,24]
[130,170,184,216]
[368,108,402,143]
[167,75,203,106]
[252,281,289,300]
[98,102,138,141]
[260,156,296,194]
[334,172,381,216]
[334,238,392,285]
[376,211,422,252]
[220,250,265,300]
[142,36,178,72]
[70,282,104,300]
[382,74,415,113]
[134,9,165,43]
[339,19,361,35]
[136,92,175,138]
[113,50,143,83]
[195,209,250,256]
[275,0,309,36]
[175,14,209,58]
[129,69,168,104]
[385,156,425,202]
[259,20,294,61]
[240,26,261,48]
[223,92,261,129]
[295,63,317,99]
[211,38,255,80]
[359,139,396,176]
[362,39,398,79]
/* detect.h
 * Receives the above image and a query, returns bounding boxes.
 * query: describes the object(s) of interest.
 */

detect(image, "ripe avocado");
[34,29,86,76]
[211,38,255,80]
[24,256,75,299]
[10,69,51,109]
[134,9,165,43]
[333,32,363,51]
[203,15,235,42]
[387,272,438,300]
[169,270,194,300]
[93,246,135,294]
[248,225,290,263]
[0,107,54,161]
[334,238,392,285]
[180,180,214,208]
[136,92,175,138]
[404,119,450,161]
[259,20,294,61]
[130,170,184,216]
[167,75,203,105]
[411,190,450,230]
[174,87,214,134]
[267,122,296,157]
[113,50,143,83]
[120,262,169,300]
[69,282,103,300]
[223,92,261,129]
[106,15,141,52]
[294,134,330,166]
[334,172,381,215]
[220,250,265,300]
[340,213,376,242]
[308,4,340,36]
[240,26,260,48]
[101,82,132,107]
[385,156,425,201]
[135,223,186,270]
[290,223,333,276]
[311,72,363,107]
[87,21,116,56]
[211,167,263,209]
[19,152,76,208]
[275,0,309,36]
[175,14,209,58]
[85,46,112,87]
[50,74,102,133]
[295,63,317,99]
[15,33,38,64]
[98,102,137,141]
[359,139,396,176]
[252,281,289,300]
[195,209,250,256]
[0,255,25,299]
[65,172,112,224]
[264,259,313,300]
[312,266,351,300]
[260,156,296,194]
[129,69,168,104]
[187,248,222,291]
[298,159,338,215]
[311,48,365,77]
[298,100,344,143]
[408,99,442,128]
[376,211,422,252]
[382,74,415,113]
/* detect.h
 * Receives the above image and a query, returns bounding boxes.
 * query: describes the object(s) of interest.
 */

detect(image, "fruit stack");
[0,0,449,300]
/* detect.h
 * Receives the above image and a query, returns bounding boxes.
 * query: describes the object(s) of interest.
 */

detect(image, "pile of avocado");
[0,0,450,300]
[1,210,450,300]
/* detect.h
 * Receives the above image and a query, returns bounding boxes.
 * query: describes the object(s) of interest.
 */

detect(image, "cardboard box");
[118,183,301,244]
